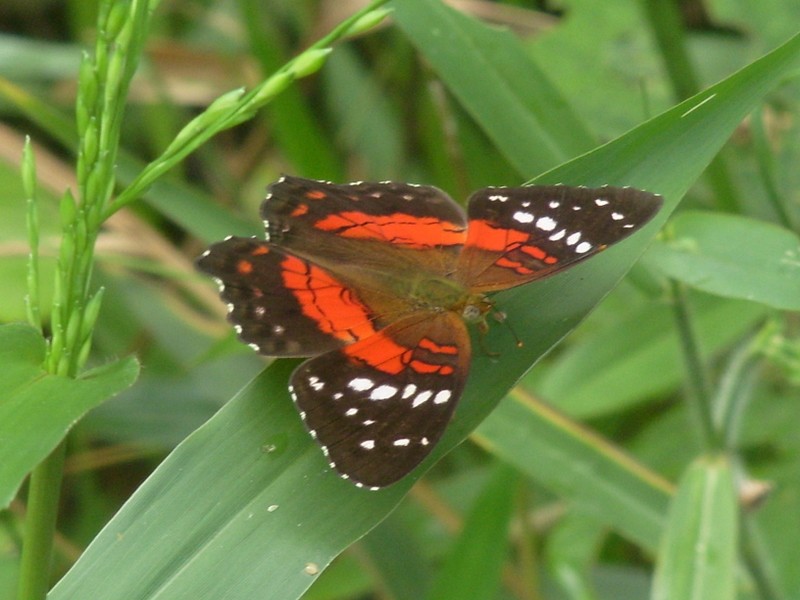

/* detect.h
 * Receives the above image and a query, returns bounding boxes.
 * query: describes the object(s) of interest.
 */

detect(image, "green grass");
[1,1,799,599]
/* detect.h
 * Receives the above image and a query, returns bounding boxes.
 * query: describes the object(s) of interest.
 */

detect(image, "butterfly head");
[459,293,494,324]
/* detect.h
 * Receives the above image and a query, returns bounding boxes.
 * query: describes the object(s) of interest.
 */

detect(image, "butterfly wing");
[456,185,662,291]
[197,237,383,355]
[262,176,467,277]
[291,310,470,489]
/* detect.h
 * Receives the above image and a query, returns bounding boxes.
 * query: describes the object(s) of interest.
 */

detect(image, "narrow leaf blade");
[651,455,737,600]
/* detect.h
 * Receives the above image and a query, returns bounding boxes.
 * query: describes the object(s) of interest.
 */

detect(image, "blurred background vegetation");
[1,0,800,598]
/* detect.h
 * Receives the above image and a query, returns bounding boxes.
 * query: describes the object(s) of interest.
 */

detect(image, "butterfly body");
[198,175,662,489]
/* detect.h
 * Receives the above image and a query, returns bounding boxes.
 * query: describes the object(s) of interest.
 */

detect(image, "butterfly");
[197,175,662,489]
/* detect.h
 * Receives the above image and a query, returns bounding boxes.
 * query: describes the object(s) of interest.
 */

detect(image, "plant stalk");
[669,281,719,451]
[16,442,67,600]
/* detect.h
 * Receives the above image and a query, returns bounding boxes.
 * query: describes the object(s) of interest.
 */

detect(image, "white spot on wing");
[393,438,410,447]
[402,384,417,399]
[513,211,534,224]
[575,241,592,254]
[349,377,374,392]
[434,390,451,404]
[566,232,581,246]
[360,440,376,450]
[345,407,358,416]
[370,384,398,400]
[536,216,556,231]
[549,229,566,241]
[595,198,609,206]
[488,194,508,202]
[612,212,624,220]
[412,390,433,407]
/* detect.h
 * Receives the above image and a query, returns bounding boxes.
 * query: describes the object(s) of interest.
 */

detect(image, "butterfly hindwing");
[457,185,663,291]
[197,236,379,356]
[290,311,471,489]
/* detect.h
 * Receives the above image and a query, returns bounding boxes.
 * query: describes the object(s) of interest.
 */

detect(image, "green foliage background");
[1,1,799,599]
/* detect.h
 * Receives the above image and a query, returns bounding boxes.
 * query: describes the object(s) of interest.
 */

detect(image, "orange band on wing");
[467,219,529,251]
[468,219,559,271]
[495,257,534,275]
[410,359,455,375]
[313,211,465,248]
[344,331,457,376]
[520,245,558,265]
[418,337,458,355]
[280,256,376,343]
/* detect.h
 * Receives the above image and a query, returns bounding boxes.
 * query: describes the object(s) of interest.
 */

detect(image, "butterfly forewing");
[456,185,663,291]
[197,237,379,356]
[290,311,470,489]
[262,176,468,277]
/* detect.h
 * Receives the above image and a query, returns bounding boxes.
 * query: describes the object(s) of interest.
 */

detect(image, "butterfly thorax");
[407,274,493,324]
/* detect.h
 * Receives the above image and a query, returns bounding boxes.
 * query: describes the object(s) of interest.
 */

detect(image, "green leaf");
[645,211,800,310]
[474,392,672,551]
[427,465,517,600]
[651,455,737,600]
[393,0,597,176]
[0,323,139,508]
[50,15,800,600]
